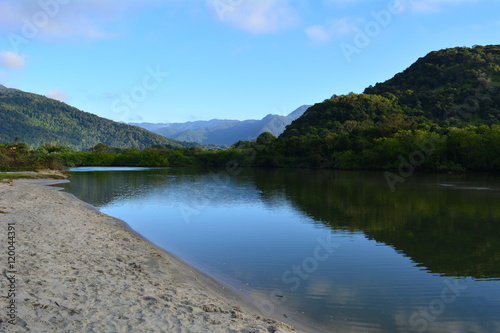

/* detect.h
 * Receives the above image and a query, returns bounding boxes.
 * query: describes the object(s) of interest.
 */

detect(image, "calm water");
[62,167,500,333]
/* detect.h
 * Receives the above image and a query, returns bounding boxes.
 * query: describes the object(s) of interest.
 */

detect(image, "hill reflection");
[251,169,500,279]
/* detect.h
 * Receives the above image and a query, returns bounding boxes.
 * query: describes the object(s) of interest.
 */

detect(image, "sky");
[0,0,499,124]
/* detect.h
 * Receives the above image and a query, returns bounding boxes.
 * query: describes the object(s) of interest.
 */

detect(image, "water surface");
[62,167,500,332]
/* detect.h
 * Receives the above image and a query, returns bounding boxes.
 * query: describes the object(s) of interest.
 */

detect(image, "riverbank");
[0,180,303,332]
[0,170,68,181]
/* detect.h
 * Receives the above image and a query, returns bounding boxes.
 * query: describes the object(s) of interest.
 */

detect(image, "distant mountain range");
[130,105,310,146]
[0,84,193,150]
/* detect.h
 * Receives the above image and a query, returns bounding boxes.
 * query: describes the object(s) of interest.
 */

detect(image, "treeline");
[1,123,499,173]
[0,142,259,171]
[0,142,68,171]
[0,142,184,171]
[56,143,199,168]
[251,125,500,171]
[256,92,500,171]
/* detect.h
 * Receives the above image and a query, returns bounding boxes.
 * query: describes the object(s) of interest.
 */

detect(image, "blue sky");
[0,0,499,123]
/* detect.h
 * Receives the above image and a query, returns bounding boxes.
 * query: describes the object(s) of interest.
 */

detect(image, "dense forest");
[0,85,192,150]
[0,142,186,171]
[1,45,499,172]
[364,45,500,124]
[255,45,500,171]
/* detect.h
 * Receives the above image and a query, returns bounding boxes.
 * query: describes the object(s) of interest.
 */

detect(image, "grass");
[0,172,68,181]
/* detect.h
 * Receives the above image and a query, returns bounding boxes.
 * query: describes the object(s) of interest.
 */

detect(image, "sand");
[0,180,305,332]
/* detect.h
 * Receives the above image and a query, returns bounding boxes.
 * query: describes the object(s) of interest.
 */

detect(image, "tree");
[89,143,114,153]
[256,132,276,145]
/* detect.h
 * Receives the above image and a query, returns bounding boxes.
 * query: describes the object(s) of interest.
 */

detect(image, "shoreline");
[0,180,311,332]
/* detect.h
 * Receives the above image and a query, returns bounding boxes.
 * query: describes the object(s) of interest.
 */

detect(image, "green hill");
[281,93,410,139]
[0,85,190,149]
[262,45,500,170]
[363,44,500,124]
[284,45,500,139]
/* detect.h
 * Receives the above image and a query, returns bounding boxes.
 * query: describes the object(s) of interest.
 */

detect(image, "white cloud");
[305,18,364,44]
[0,51,26,69]
[322,0,477,14]
[39,1,124,39]
[305,25,331,44]
[46,89,68,103]
[408,1,441,13]
[331,17,364,36]
[0,0,137,40]
[322,0,364,8]
[210,0,299,34]
[398,0,478,14]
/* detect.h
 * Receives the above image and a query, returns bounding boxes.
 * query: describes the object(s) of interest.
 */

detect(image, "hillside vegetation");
[0,85,190,150]
[363,45,500,124]
[258,45,500,171]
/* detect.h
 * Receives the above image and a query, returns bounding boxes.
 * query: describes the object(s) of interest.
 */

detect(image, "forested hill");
[363,45,500,123]
[262,45,500,170]
[283,45,500,139]
[0,86,189,149]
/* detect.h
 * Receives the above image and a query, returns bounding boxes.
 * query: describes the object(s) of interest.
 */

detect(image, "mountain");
[281,93,406,138]
[0,85,191,150]
[130,105,310,145]
[256,45,500,170]
[363,45,500,124]
[283,45,500,138]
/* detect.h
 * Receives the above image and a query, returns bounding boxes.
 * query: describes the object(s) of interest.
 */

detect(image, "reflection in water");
[63,167,500,333]
[251,169,500,279]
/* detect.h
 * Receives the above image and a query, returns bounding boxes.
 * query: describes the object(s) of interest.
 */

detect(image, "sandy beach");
[0,180,305,332]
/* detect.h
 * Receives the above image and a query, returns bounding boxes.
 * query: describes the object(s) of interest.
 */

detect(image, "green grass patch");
[0,172,67,180]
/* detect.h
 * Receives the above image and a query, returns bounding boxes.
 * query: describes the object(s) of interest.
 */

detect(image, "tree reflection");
[251,169,500,279]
